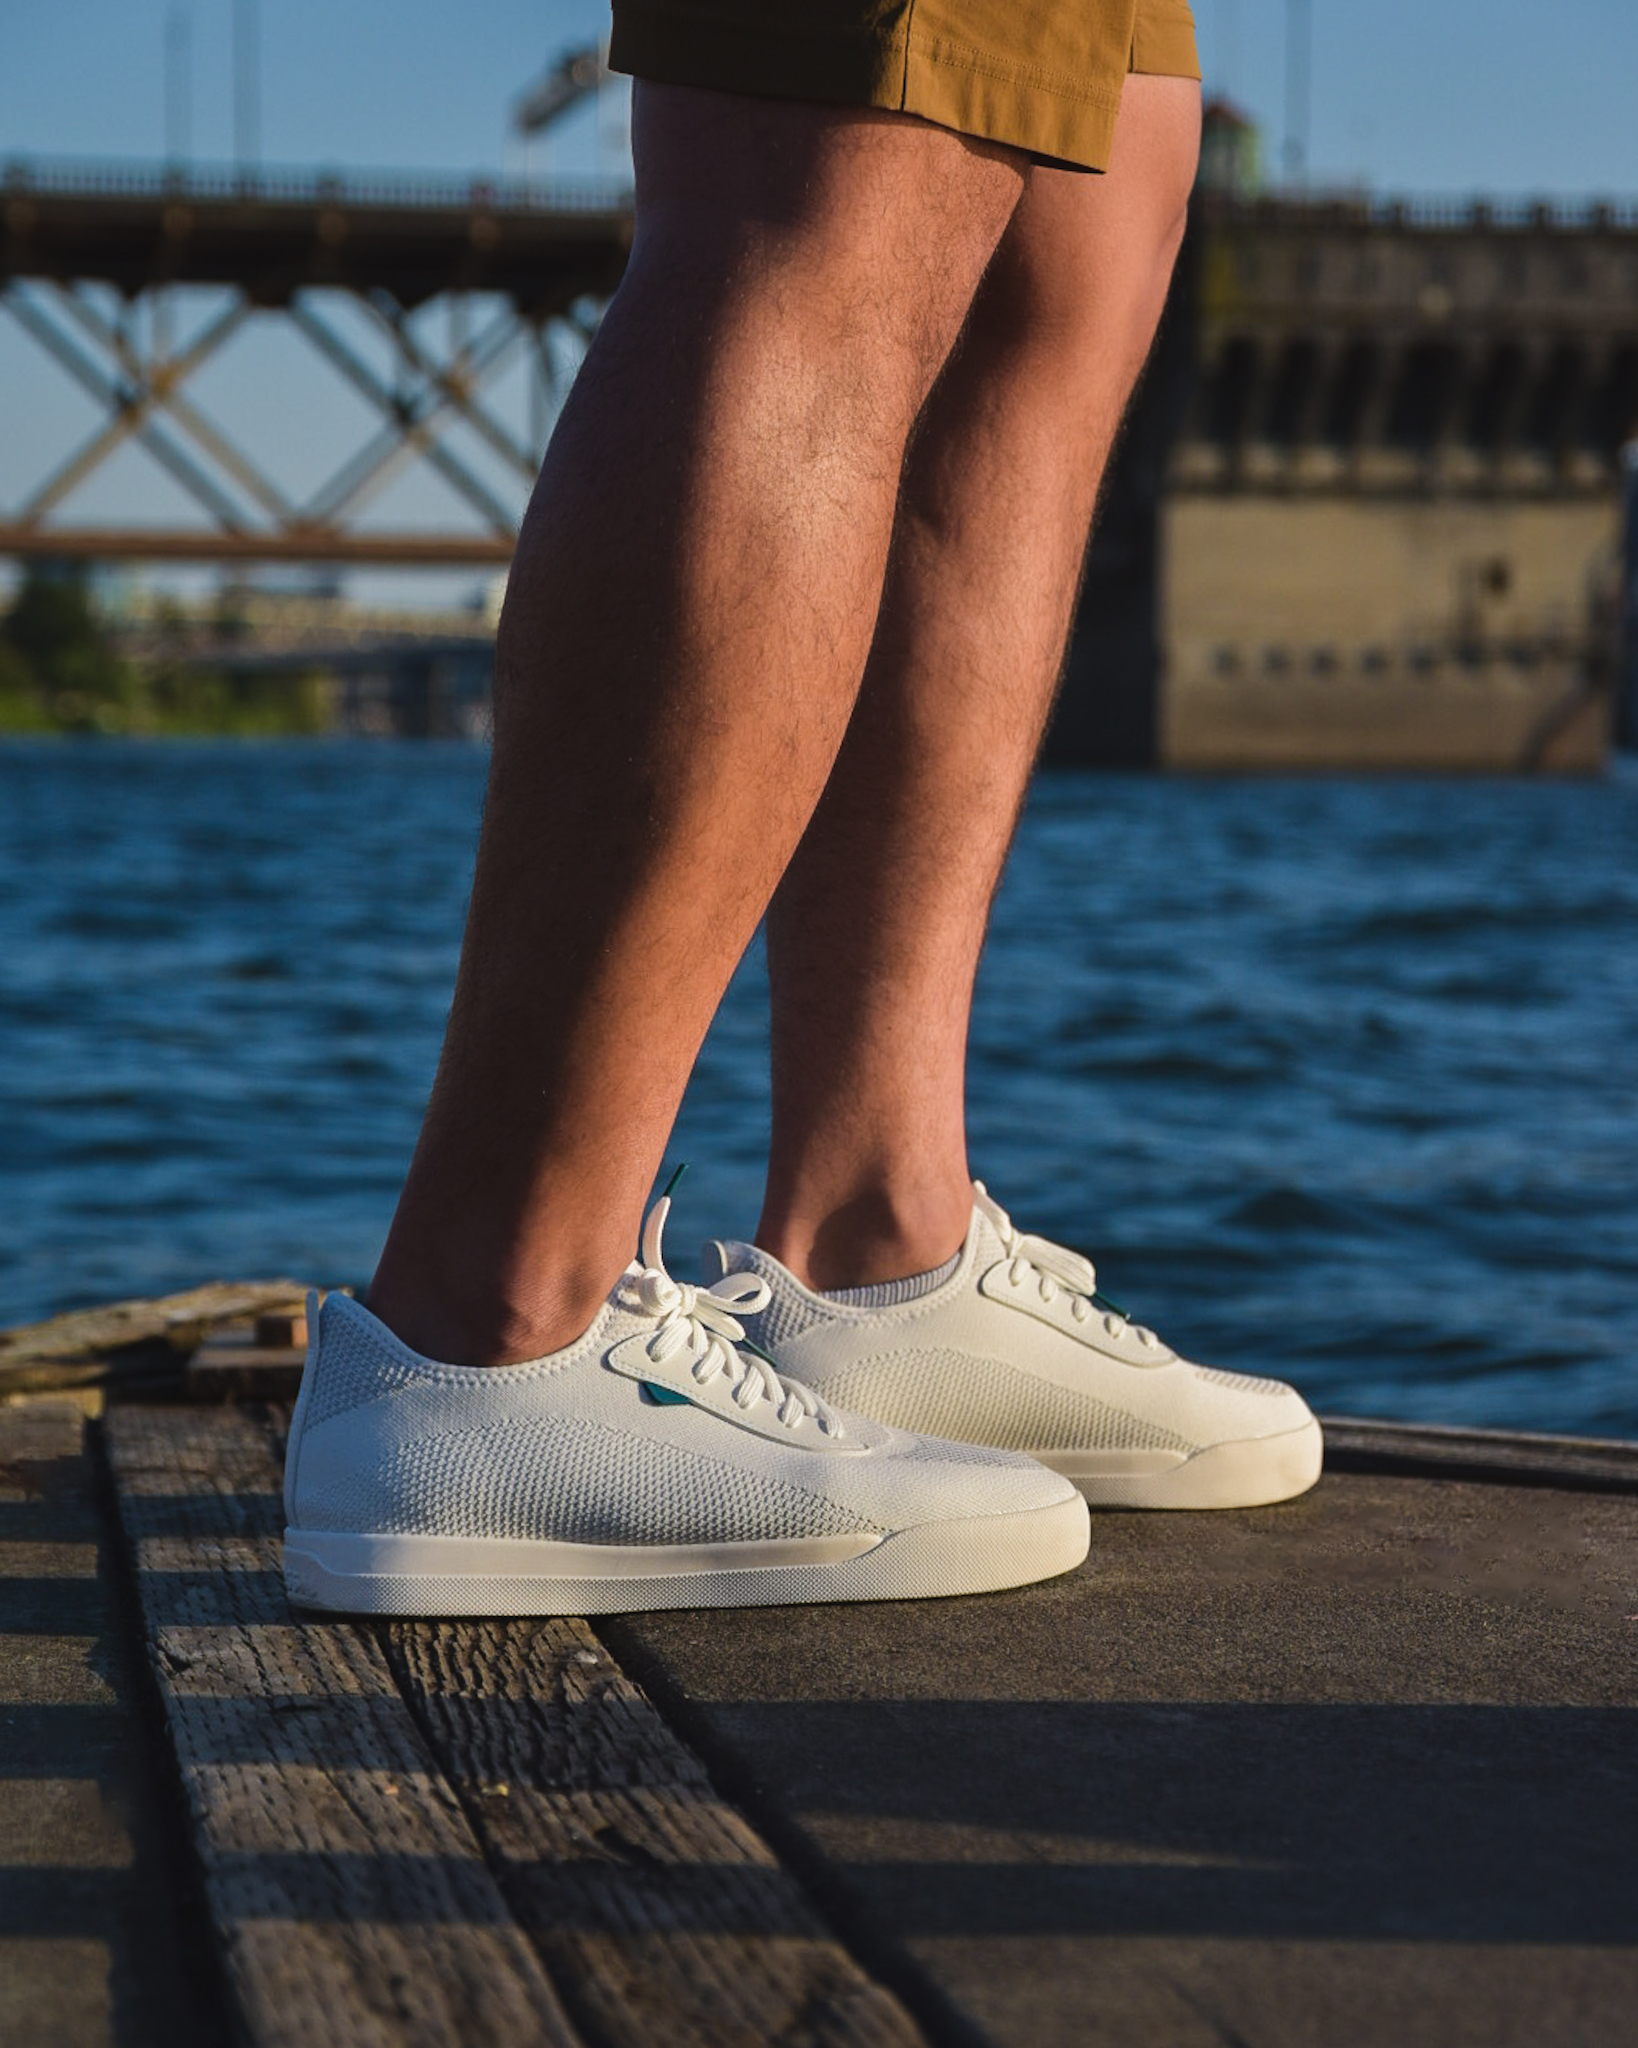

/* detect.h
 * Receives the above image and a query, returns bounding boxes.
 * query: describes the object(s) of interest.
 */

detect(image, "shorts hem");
[609,0,1197,172]
[1129,19,1202,80]
[903,34,1124,171]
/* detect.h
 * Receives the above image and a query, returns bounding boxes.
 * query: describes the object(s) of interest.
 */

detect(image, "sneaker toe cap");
[1184,1366,1317,1447]
[871,1429,1083,1525]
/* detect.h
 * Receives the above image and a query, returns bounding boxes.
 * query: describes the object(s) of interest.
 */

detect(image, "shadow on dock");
[2,1373,1635,2047]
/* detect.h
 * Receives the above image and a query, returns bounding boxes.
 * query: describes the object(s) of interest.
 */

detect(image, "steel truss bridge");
[0,160,630,566]
[2,161,1637,573]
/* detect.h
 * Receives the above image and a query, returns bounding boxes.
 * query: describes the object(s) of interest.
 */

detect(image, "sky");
[3,1,1636,607]
[4,0,1636,198]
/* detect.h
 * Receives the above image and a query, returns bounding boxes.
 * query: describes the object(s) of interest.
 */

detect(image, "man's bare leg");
[365,87,1022,1366]
[755,76,1202,1288]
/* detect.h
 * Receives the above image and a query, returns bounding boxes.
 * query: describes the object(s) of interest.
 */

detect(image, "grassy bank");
[1,569,331,738]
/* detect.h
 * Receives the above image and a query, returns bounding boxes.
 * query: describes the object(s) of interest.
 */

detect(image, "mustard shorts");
[608,0,1201,174]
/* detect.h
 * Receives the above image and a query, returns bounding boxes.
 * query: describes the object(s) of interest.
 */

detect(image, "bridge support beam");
[1,166,632,568]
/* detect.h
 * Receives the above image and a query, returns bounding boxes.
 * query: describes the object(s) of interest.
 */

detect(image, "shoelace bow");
[620,1195,842,1435]
[979,1183,1160,1349]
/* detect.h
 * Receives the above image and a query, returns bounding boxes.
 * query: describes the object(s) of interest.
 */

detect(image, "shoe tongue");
[601,1260,655,1343]
[968,1199,1009,1268]
[703,1237,790,1290]
[970,1181,1013,1241]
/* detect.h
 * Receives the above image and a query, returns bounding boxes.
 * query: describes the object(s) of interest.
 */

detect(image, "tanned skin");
[368,77,1201,1365]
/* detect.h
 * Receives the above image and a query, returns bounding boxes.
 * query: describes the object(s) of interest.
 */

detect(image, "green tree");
[1,563,133,728]
[0,636,51,732]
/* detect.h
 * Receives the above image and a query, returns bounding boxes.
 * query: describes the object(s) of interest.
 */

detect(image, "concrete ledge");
[1319,1413,1638,1494]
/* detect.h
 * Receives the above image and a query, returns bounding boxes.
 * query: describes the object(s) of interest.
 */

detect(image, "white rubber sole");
[283,1492,1090,1616]
[1036,1416,1325,1509]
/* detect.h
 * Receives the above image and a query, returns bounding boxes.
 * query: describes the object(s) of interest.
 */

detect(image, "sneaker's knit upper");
[284,1197,1075,1548]
[816,1348,1196,1455]
[709,1184,1314,1460]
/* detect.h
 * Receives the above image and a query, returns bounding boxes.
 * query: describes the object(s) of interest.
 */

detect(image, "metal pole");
[1283,0,1310,188]
[1619,440,1638,749]
[165,9,192,166]
[160,5,191,361]
[234,0,260,172]
[1218,0,1239,102]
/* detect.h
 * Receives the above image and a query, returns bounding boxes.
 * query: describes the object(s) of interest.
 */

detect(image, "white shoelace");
[619,1195,843,1435]
[976,1182,1160,1350]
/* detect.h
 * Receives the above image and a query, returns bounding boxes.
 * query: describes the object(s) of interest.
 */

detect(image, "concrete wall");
[1165,496,1615,652]
[1160,496,1618,771]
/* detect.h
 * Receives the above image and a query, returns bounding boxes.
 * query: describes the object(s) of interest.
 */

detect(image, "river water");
[4,739,1635,1437]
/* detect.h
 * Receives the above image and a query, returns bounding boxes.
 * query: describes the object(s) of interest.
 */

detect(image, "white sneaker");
[706,1184,1323,1510]
[282,1193,1088,1615]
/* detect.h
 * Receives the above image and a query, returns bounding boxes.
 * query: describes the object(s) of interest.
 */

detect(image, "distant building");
[1198,98,1261,202]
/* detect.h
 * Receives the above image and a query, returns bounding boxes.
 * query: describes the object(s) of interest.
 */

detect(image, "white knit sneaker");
[706,1184,1323,1510]
[282,1194,1088,1615]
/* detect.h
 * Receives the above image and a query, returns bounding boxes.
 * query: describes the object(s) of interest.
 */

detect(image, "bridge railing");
[1204,189,1638,233]
[0,156,633,215]
[9,157,1636,234]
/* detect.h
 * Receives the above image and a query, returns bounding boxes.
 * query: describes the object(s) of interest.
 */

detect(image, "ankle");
[755,1175,972,1293]
[365,1257,616,1368]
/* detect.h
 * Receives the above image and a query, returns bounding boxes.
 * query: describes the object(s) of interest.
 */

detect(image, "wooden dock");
[3,1291,1635,2047]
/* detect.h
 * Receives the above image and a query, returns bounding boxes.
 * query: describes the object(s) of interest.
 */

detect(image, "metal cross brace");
[0,276,570,563]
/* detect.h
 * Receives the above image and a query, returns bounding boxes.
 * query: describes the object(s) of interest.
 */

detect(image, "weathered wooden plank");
[384,1619,926,2048]
[104,1404,581,2048]
[0,1282,308,1393]
[0,1396,234,2048]
[186,1335,306,1404]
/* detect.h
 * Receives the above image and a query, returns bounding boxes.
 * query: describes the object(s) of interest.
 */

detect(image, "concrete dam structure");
[1055,189,1637,771]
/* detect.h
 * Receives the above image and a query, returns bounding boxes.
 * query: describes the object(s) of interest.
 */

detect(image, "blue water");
[3,739,1636,1437]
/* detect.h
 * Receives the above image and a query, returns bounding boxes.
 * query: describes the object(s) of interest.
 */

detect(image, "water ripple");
[2,741,1635,1437]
